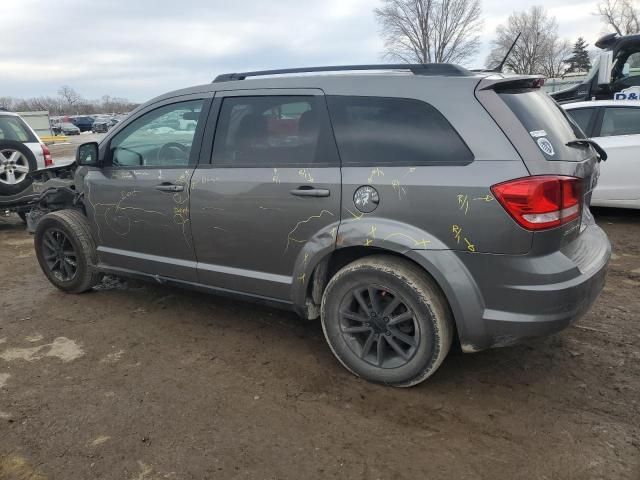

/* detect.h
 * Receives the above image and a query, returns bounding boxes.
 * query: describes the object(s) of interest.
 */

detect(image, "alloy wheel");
[41,228,78,282]
[0,148,30,185]
[339,285,420,369]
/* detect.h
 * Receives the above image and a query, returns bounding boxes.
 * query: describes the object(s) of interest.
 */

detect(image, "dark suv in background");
[32,64,610,387]
[70,116,94,132]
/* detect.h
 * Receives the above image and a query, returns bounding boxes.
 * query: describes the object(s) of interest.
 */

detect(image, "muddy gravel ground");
[0,209,638,480]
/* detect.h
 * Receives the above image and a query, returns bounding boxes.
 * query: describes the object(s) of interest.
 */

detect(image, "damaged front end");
[0,163,81,232]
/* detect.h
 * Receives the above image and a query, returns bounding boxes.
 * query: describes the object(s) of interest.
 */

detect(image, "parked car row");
[50,114,127,136]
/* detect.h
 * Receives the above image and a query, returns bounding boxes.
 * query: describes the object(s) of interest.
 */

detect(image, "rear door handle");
[290,186,330,198]
[155,183,184,192]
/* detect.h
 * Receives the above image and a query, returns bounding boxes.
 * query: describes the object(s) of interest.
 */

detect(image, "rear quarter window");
[326,96,474,166]
[498,90,590,161]
[0,116,35,142]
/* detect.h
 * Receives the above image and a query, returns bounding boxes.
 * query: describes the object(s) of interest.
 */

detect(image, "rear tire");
[321,255,453,387]
[34,209,100,293]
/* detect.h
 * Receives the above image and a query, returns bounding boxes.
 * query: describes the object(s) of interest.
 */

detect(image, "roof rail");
[212,63,471,83]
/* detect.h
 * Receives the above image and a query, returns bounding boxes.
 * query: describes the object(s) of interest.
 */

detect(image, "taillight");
[491,176,581,231]
[41,144,53,166]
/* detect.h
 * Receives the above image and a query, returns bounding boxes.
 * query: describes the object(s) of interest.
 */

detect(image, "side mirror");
[598,51,614,86]
[76,142,100,166]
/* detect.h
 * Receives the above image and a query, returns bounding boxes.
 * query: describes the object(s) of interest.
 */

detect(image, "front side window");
[326,96,473,166]
[566,108,596,135]
[110,100,203,167]
[600,107,640,137]
[212,95,338,167]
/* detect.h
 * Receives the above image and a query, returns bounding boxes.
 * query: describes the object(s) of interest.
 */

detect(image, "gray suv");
[32,64,611,387]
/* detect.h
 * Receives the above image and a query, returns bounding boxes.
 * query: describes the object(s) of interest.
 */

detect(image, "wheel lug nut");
[385,331,391,336]
[365,322,370,327]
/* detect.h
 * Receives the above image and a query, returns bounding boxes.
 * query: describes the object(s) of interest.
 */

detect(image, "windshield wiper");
[566,139,608,162]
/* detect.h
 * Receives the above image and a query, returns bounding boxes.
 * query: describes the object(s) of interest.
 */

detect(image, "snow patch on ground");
[0,337,84,363]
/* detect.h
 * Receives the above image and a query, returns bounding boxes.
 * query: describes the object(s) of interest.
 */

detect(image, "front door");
[84,98,209,281]
[189,90,341,300]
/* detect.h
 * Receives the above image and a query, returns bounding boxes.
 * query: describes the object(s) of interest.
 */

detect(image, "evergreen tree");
[564,37,592,73]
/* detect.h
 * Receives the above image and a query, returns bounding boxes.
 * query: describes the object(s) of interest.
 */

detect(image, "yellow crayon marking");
[367,167,384,183]
[297,272,306,283]
[457,194,469,215]
[344,208,364,221]
[383,232,431,248]
[285,210,334,252]
[473,194,494,202]
[452,224,462,243]
[464,238,476,252]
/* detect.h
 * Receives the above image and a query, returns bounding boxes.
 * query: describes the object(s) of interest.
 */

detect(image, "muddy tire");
[321,255,453,387]
[34,209,100,293]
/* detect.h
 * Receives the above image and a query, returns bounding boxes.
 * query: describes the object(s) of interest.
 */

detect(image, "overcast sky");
[2,0,608,102]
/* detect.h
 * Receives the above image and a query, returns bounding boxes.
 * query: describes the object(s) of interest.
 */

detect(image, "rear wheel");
[0,140,36,196]
[321,255,453,387]
[34,210,101,293]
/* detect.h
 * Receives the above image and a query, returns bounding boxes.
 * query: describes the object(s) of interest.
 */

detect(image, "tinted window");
[110,100,203,167]
[499,89,590,161]
[566,108,596,135]
[600,107,640,137]
[212,96,338,167]
[0,116,34,142]
[326,96,472,166]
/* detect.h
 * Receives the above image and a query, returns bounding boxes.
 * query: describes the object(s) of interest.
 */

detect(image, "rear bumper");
[409,224,611,352]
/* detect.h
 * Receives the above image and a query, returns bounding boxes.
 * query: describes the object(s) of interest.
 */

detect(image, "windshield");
[499,89,592,162]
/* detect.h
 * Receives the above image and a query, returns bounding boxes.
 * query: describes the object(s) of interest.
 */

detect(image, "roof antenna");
[494,32,521,73]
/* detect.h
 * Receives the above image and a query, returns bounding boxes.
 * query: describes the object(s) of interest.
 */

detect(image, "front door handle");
[290,186,330,198]
[155,183,184,192]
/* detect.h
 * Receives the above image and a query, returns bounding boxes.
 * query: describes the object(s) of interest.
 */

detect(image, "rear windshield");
[498,89,591,161]
[0,115,36,142]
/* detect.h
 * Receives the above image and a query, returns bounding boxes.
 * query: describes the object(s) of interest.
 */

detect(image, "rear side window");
[600,107,640,137]
[326,96,473,166]
[498,90,589,161]
[0,116,35,142]
[566,108,596,135]
[212,96,339,167]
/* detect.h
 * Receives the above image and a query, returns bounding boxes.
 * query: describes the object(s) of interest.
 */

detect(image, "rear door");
[590,105,640,203]
[189,90,341,300]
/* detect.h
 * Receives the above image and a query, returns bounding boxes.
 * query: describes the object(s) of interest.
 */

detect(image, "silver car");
[0,111,55,196]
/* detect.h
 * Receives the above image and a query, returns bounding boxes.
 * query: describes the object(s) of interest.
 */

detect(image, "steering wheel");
[157,142,190,164]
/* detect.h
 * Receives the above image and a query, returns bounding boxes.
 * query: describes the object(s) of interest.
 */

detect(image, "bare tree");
[374,0,483,64]
[597,0,640,35]
[486,6,570,77]
[57,85,83,112]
